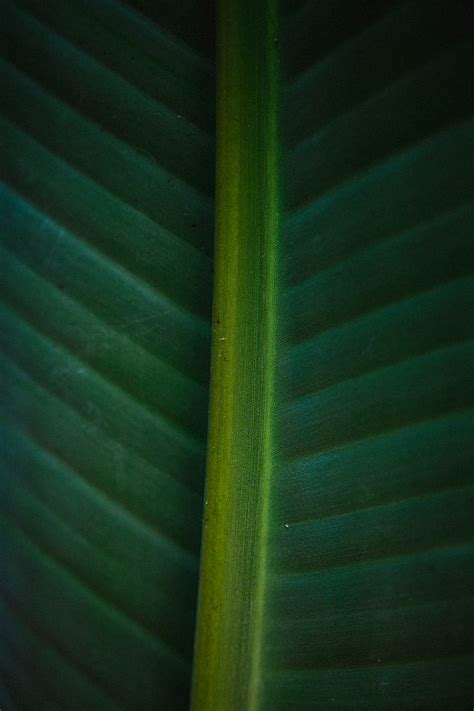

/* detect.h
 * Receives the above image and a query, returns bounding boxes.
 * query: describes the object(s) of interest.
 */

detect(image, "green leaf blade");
[194,2,474,709]
[267,3,474,708]
[0,0,215,706]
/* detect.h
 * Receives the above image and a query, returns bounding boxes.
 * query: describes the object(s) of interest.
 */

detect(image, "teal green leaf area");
[0,0,215,708]
[2,1,474,709]
[190,2,474,710]
[268,2,474,709]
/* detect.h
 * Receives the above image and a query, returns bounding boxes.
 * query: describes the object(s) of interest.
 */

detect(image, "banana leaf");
[192,2,474,710]
[0,0,215,707]
[1,1,473,710]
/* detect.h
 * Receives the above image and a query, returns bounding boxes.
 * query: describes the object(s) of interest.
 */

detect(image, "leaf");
[192,1,474,709]
[0,0,215,707]
[2,1,474,710]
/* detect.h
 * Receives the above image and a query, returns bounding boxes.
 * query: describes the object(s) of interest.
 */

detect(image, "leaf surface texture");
[192,2,474,709]
[0,1,215,708]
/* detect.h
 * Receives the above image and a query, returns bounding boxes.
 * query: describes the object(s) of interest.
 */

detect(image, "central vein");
[191,0,281,709]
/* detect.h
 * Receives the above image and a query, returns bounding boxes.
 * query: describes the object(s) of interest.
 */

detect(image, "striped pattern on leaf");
[0,1,215,708]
